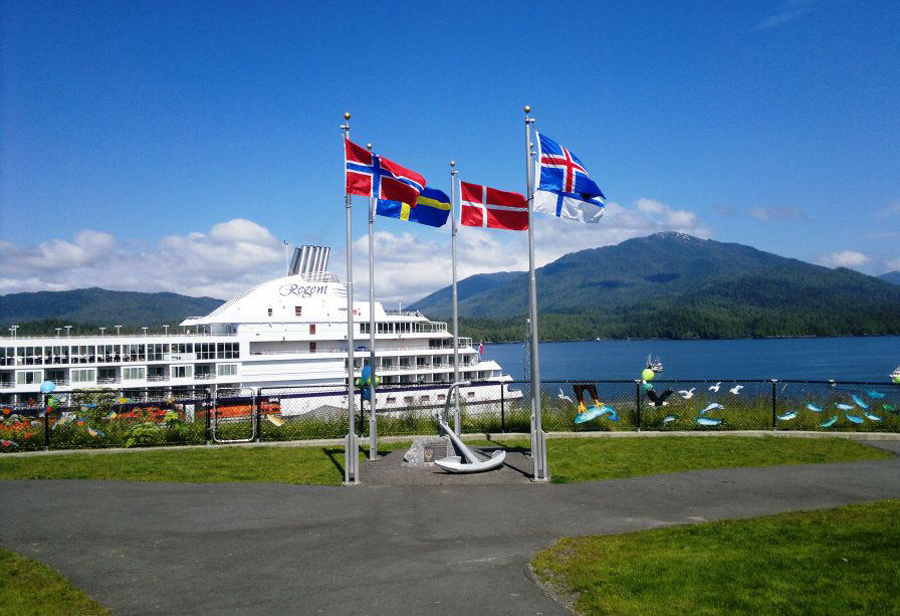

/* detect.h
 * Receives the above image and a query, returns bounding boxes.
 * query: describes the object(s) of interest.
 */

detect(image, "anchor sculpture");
[433,381,506,473]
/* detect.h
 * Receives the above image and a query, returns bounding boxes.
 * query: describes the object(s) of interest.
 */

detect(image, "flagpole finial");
[366,143,373,151]
[524,105,531,114]
[343,112,351,120]
[450,160,455,168]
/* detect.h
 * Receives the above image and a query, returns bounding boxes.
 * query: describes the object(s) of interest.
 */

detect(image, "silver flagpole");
[524,105,549,481]
[366,143,378,460]
[450,161,461,434]
[341,112,359,485]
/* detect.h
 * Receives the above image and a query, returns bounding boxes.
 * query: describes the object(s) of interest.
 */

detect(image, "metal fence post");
[204,389,211,446]
[635,380,642,431]
[43,399,50,451]
[254,389,261,443]
[771,379,778,431]
[500,385,506,433]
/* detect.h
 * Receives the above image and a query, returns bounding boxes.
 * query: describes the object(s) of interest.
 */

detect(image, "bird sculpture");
[678,388,696,400]
[708,382,722,392]
[646,388,675,407]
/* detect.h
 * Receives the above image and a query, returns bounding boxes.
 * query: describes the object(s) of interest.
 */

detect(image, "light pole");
[163,324,169,336]
[100,327,106,337]
[115,325,122,336]
[65,325,72,337]
[142,327,148,337]
[55,328,62,338]
[9,325,17,339]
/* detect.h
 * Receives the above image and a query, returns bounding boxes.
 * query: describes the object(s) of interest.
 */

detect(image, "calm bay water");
[482,337,900,382]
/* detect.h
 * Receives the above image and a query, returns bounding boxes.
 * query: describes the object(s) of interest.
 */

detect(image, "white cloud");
[886,258,900,271]
[0,198,711,305]
[749,206,808,222]
[0,219,282,299]
[755,0,820,31]
[818,250,871,269]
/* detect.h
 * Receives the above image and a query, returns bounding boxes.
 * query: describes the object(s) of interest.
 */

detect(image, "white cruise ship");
[0,245,515,414]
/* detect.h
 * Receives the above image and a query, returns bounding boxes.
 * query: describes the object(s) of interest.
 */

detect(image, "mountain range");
[409,232,900,341]
[0,288,223,334]
[3,233,900,341]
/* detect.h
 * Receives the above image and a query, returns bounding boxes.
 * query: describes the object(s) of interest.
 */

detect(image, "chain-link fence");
[3,379,898,453]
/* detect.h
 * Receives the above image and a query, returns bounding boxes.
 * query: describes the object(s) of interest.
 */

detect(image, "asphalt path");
[3,440,899,616]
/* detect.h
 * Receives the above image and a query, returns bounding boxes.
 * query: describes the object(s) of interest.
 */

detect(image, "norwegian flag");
[459,181,528,231]
[344,139,425,212]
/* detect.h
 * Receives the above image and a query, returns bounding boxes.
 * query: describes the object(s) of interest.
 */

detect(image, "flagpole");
[341,112,359,485]
[450,161,461,434]
[366,143,379,460]
[524,105,549,482]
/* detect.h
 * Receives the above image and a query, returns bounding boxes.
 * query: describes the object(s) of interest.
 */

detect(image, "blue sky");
[1,0,898,301]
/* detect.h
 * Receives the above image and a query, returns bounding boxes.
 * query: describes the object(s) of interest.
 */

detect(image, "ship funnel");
[289,245,331,276]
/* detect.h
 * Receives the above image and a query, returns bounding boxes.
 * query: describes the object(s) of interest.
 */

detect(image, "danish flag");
[344,139,425,211]
[459,181,528,231]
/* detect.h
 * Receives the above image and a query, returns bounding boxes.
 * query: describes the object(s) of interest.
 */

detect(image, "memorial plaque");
[423,442,447,462]
[404,436,454,466]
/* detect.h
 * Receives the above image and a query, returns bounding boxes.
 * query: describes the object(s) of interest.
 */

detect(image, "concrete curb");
[3,429,899,458]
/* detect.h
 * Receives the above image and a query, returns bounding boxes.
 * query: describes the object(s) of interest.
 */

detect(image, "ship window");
[123,367,146,381]
[217,364,237,377]
[16,370,41,385]
[267,307,273,317]
[467,391,476,398]
[386,396,396,404]
[404,396,414,404]
[71,369,95,383]
[295,306,302,316]
[309,342,317,353]
[309,324,316,335]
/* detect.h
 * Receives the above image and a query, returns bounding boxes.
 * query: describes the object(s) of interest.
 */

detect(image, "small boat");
[646,354,663,374]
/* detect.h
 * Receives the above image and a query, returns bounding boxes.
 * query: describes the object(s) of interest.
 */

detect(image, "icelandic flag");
[376,186,451,227]
[345,139,425,214]
[534,132,605,223]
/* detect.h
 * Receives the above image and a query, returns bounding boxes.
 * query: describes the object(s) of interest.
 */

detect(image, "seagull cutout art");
[646,388,675,407]
[557,388,574,403]
[678,388,696,400]
[708,382,722,392]
[851,395,869,410]
[699,403,724,415]
[729,385,744,395]
[820,416,838,428]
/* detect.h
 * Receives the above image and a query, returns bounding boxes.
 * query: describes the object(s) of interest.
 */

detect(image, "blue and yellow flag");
[376,186,450,228]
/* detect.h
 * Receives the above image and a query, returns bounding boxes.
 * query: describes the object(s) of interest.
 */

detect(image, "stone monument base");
[403,435,455,466]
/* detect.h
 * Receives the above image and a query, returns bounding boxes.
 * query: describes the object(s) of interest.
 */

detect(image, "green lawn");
[0,446,349,485]
[532,500,900,616]
[0,548,111,616]
[0,437,890,485]
[539,436,893,483]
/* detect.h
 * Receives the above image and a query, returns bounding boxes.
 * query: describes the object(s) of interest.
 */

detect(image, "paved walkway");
[3,441,899,616]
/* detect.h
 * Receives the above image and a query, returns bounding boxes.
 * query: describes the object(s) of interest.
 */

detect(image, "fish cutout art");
[266,414,285,427]
[864,412,883,422]
[807,403,824,413]
[851,395,869,410]
[1,439,18,448]
[866,390,885,399]
[87,428,106,437]
[699,403,724,415]
[776,411,797,421]
[836,403,855,411]
[844,414,864,424]
[884,404,897,414]
[662,415,678,425]
[820,416,838,428]
[695,417,723,426]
